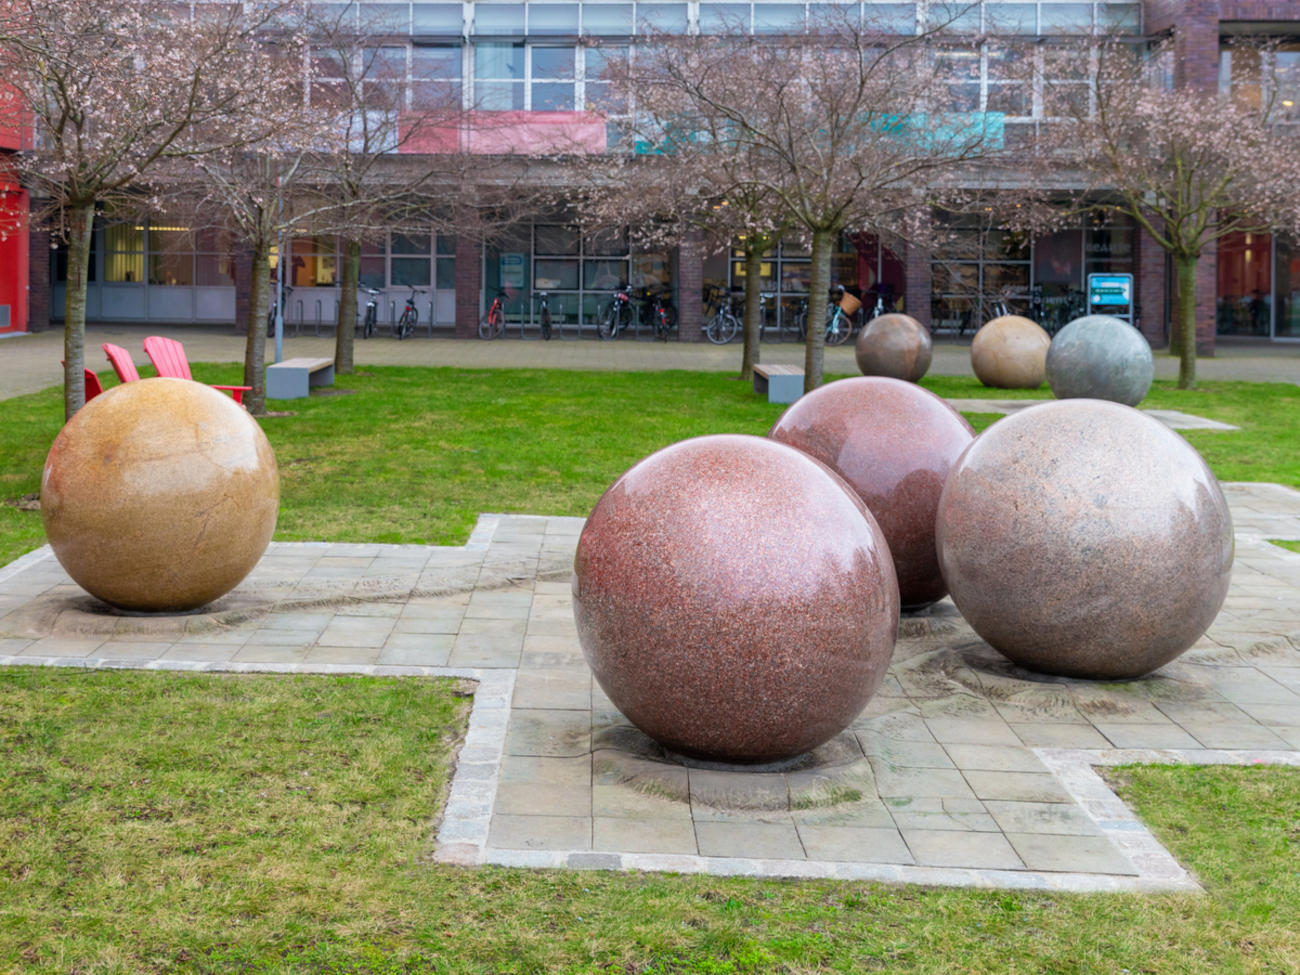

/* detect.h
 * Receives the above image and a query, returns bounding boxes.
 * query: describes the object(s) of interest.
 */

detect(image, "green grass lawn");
[3,365,1299,564]
[0,668,1296,974]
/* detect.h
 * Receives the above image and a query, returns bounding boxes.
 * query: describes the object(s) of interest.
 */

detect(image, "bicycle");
[824,285,857,346]
[535,290,552,340]
[396,287,424,339]
[597,284,634,339]
[266,283,293,337]
[479,287,507,340]
[703,290,741,344]
[638,288,677,341]
[358,286,380,338]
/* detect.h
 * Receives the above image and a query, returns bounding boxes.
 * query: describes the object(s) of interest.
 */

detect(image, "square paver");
[1005,833,1139,875]
[695,820,804,859]
[983,800,1102,837]
[797,826,913,863]
[505,709,591,757]
[489,814,591,851]
[901,829,1023,869]
[594,817,697,854]
[962,770,1073,803]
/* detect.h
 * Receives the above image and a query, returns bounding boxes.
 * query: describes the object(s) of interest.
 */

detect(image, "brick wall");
[677,230,703,341]
[27,227,49,332]
[1136,224,1167,347]
[453,234,482,339]
[903,239,931,330]
[1196,245,1217,355]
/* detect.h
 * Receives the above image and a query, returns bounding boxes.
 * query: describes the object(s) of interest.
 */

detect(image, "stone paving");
[2,486,1299,892]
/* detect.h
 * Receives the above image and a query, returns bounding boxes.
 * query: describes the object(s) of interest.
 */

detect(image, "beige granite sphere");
[935,399,1233,679]
[971,315,1050,389]
[573,434,899,764]
[41,378,279,612]
[855,314,932,383]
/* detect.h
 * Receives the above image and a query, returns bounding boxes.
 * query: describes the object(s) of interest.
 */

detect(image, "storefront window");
[1217,231,1271,336]
[289,236,338,287]
[1274,236,1300,339]
[104,224,144,284]
[149,228,194,286]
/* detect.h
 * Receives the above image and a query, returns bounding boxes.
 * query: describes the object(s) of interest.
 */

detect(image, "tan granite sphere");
[573,434,899,764]
[970,315,1050,389]
[769,377,974,611]
[41,378,279,612]
[935,399,1233,679]
[855,313,932,383]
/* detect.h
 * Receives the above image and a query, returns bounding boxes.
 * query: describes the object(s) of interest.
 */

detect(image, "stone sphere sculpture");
[1046,314,1154,406]
[42,378,280,613]
[970,315,1050,389]
[769,377,974,611]
[935,399,1233,679]
[855,313,932,383]
[573,434,899,764]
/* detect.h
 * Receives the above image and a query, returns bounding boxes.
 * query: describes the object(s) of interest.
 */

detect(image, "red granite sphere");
[970,315,1050,389]
[573,434,899,764]
[770,377,974,611]
[42,378,279,612]
[936,400,1233,679]
[854,313,932,383]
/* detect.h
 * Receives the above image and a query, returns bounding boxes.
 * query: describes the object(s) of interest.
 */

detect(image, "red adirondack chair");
[143,335,251,405]
[63,364,104,401]
[103,342,141,383]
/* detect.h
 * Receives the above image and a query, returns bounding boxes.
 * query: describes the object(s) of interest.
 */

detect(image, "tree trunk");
[803,227,834,393]
[243,237,272,414]
[335,238,360,374]
[741,248,763,381]
[62,202,96,421]
[1173,253,1198,390]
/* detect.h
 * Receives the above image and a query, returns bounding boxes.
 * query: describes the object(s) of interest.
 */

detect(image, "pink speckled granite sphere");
[769,377,974,611]
[855,314,932,383]
[970,315,1050,389]
[41,378,279,612]
[936,400,1233,679]
[573,434,899,764]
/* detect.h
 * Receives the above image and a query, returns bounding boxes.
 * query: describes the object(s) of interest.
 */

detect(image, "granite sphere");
[573,434,900,764]
[1046,315,1154,406]
[935,399,1233,679]
[855,313,932,383]
[971,315,1050,389]
[42,378,280,612]
[769,377,974,611]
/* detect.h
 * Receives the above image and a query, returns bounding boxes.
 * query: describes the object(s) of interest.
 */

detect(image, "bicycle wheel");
[478,303,503,340]
[396,309,413,340]
[540,305,552,340]
[597,303,619,340]
[364,305,376,339]
[826,311,851,346]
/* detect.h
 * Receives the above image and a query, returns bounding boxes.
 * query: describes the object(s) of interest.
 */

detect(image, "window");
[475,42,525,109]
[1040,3,1093,34]
[636,3,688,33]
[582,3,633,35]
[532,46,576,110]
[289,236,338,288]
[413,3,463,34]
[984,3,1036,34]
[530,3,580,35]
[195,229,236,287]
[863,4,917,35]
[699,3,750,34]
[148,227,194,286]
[391,233,432,286]
[412,45,462,108]
[105,224,144,284]
[474,3,526,35]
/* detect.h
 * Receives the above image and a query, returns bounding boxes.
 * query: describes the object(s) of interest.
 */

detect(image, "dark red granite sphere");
[573,435,899,764]
[769,377,974,611]
[854,313,932,383]
[936,400,1233,679]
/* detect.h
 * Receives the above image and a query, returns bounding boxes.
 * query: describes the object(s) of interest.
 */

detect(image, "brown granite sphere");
[41,378,279,612]
[970,315,1050,389]
[935,399,1233,679]
[769,377,974,611]
[573,434,899,764]
[855,313,932,383]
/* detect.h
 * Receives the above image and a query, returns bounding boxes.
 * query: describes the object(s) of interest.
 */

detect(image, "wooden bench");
[752,364,804,404]
[266,357,335,400]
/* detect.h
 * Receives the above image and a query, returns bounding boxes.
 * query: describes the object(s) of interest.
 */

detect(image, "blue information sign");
[1086,273,1134,324]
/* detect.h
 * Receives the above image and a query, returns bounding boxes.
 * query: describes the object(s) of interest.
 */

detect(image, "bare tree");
[1020,40,1300,389]
[588,9,997,391]
[0,0,306,418]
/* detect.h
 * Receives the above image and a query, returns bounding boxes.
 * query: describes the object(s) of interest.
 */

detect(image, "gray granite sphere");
[573,434,900,764]
[971,315,1050,389]
[1046,315,1154,406]
[935,399,1233,680]
[855,313,932,383]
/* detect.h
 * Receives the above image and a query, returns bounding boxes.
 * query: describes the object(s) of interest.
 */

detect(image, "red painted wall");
[0,178,29,333]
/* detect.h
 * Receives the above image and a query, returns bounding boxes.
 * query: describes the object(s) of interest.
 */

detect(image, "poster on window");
[501,253,525,289]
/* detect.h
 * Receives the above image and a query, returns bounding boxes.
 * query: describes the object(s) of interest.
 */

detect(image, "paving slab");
[2,487,1299,891]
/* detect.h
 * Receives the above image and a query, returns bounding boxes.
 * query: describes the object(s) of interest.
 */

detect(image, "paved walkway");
[2,485,1298,892]
[4,324,1300,400]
